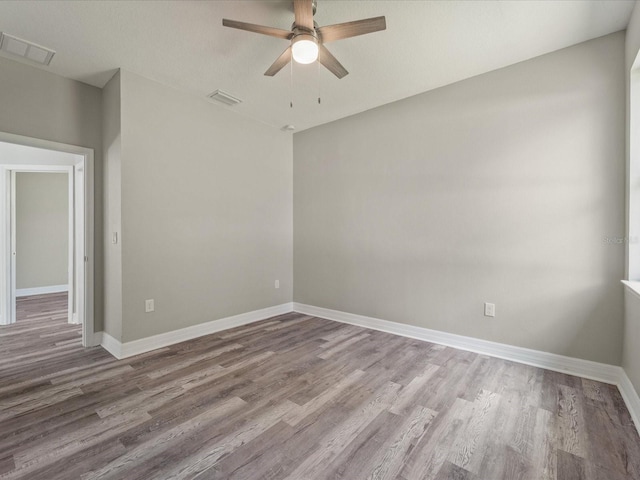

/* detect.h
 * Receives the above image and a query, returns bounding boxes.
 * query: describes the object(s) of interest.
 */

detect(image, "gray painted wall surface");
[118,71,293,342]
[294,32,625,365]
[102,72,123,341]
[16,172,68,289]
[0,56,104,331]
[624,2,640,396]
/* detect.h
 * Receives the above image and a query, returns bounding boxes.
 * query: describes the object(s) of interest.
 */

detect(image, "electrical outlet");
[484,302,495,317]
[145,299,155,313]
[275,280,280,289]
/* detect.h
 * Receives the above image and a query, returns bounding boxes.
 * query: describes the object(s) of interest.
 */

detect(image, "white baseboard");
[293,303,622,384]
[16,284,68,297]
[618,370,640,431]
[93,331,122,358]
[95,302,293,360]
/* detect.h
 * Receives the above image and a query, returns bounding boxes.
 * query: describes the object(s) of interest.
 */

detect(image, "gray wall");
[294,32,625,365]
[0,56,104,331]
[16,172,68,289]
[102,72,123,341]
[117,71,292,342]
[624,2,640,395]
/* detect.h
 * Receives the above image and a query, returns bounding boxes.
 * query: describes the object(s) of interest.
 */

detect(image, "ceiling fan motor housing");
[291,28,318,64]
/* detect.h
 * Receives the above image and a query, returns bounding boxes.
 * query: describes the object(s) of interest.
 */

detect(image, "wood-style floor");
[1,294,639,479]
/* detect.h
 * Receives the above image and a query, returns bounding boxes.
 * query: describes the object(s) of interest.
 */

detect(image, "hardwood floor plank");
[448,389,501,473]
[557,384,588,459]
[364,405,437,479]
[434,461,475,480]
[527,407,557,480]
[161,401,296,480]
[401,399,472,480]
[0,456,14,476]
[224,384,376,480]
[388,363,440,416]
[317,332,371,360]
[323,410,401,480]
[282,368,365,426]
[83,396,247,480]
[557,449,586,480]
[283,382,403,479]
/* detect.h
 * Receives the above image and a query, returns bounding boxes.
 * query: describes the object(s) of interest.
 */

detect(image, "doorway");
[13,170,72,322]
[0,132,94,347]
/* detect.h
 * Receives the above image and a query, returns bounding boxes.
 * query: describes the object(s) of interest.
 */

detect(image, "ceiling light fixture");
[291,33,318,64]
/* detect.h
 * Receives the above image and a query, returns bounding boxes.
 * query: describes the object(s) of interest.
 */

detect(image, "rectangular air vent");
[0,33,55,66]
[207,90,242,106]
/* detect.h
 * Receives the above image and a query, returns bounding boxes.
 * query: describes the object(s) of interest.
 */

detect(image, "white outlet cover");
[145,299,154,313]
[484,302,495,317]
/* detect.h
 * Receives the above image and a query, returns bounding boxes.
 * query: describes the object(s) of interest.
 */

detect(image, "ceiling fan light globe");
[292,36,318,64]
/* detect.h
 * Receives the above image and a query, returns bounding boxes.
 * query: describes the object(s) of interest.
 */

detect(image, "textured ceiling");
[0,1,634,131]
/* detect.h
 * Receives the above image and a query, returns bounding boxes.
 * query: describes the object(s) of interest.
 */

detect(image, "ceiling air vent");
[207,90,242,106]
[0,32,55,66]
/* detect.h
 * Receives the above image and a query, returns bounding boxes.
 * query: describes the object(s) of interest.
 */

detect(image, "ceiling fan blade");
[222,19,293,40]
[264,46,292,76]
[318,45,348,79]
[317,16,386,43]
[293,0,314,30]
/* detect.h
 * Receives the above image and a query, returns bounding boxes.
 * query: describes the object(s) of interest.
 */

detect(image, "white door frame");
[0,132,94,347]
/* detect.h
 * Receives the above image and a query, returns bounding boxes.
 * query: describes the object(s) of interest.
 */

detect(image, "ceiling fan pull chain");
[290,58,294,109]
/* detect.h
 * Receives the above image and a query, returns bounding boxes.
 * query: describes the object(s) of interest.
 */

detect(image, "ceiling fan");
[222,0,386,79]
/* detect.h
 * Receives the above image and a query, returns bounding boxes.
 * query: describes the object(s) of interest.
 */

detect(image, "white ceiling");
[0,1,634,132]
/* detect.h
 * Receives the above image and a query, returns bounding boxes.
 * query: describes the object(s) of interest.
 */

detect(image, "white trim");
[618,370,640,431]
[9,170,16,325]
[94,331,123,359]
[622,280,640,300]
[68,167,74,325]
[292,303,623,384]
[79,155,94,346]
[15,284,69,297]
[97,303,293,360]
[0,169,8,326]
